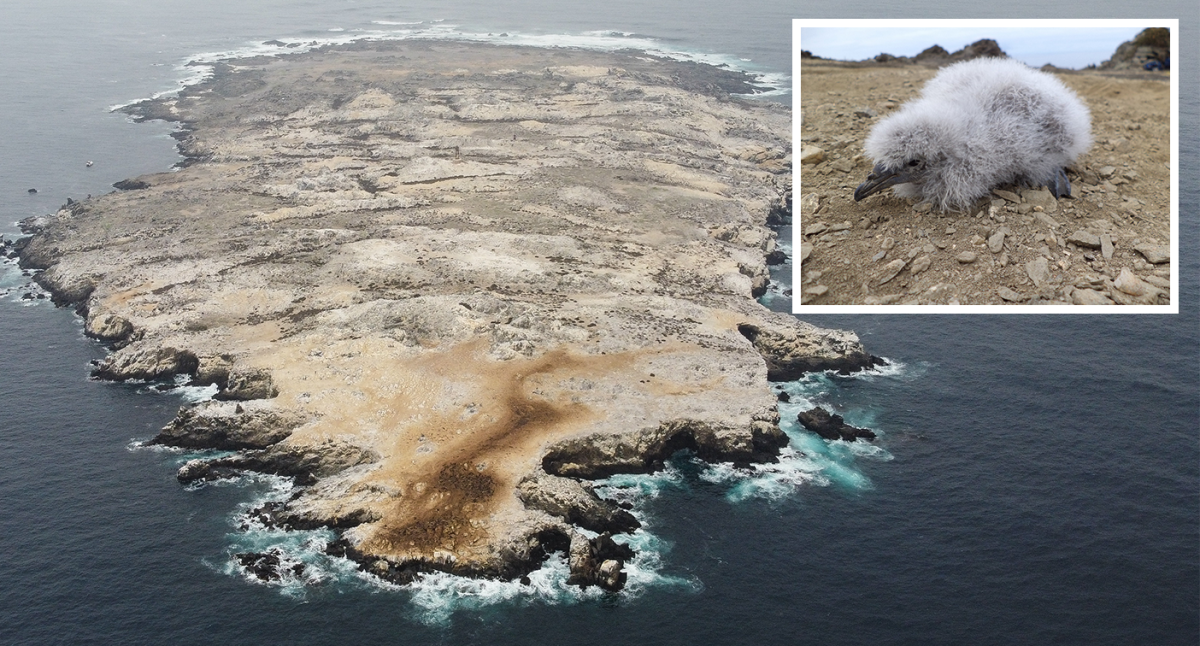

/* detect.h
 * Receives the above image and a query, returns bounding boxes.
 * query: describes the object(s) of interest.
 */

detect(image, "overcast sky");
[799,27,1146,69]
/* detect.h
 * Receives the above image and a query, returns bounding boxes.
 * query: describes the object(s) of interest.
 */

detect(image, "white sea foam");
[0,256,49,306]
[132,373,218,402]
[195,394,881,617]
[593,463,685,504]
[108,23,788,113]
[399,522,697,625]
[186,458,697,620]
[849,357,915,380]
[216,477,346,597]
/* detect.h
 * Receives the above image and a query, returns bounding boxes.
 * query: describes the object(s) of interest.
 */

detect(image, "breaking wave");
[190,467,698,624]
[109,22,788,112]
[175,362,905,622]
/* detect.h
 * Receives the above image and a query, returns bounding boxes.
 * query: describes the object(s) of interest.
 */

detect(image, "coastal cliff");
[19,40,878,589]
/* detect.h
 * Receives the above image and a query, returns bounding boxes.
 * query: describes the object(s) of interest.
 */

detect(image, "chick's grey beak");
[854,162,916,202]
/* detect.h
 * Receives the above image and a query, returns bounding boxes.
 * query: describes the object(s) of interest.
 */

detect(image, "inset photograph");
[793,20,1177,309]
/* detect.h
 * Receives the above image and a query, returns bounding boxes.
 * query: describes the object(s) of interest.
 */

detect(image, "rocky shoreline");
[17,40,878,590]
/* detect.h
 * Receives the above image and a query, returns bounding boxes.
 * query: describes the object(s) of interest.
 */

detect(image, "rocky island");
[16,40,878,590]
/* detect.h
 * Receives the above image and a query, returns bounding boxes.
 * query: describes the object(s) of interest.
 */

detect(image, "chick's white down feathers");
[860,58,1092,211]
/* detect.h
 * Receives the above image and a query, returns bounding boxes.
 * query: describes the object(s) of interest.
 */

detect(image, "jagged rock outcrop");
[236,549,306,582]
[797,407,877,442]
[542,418,788,480]
[567,531,634,591]
[516,471,640,534]
[91,343,199,382]
[1099,28,1170,70]
[84,310,135,344]
[178,439,378,486]
[737,322,885,380]
[248,499,381,531]
[149,400,305,450]
[18,40,877,591]
[215,367,280,401]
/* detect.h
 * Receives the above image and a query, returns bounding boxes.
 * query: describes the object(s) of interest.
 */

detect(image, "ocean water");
[1,2,1197,644]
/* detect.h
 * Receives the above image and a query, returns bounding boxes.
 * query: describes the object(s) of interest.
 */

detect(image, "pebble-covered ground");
[797,59,1171,306]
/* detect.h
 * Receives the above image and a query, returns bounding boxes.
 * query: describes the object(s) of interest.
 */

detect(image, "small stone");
[956,251,977,264]
[1098,165,1116,178]
[881,237,896,250]
[1134,244,1170,264]
[798,193,821,215]
[1066,230,1101,249]
[1034,212,1061,229]
[1143,275,1170,289]
[1025,257,1049,287]
[828,221,852,232]
[1113,268,1155,297]
[910,255,931,274]
[1022,187,1058,213]
[804,222,828,236]
[830,158,854,173]
[998,251,1009,267]
[872,250,887,262]
[1072,288,1114,305]
[800,146,825,165]
[1100,234,1113,260]
[997,286,1026,302]
[805,285,829,297]
[992,189,1021,203]
[988,230,1006,253]
[913,201,933,214]
[944,226,956,235]
[878,259,907,285]
[799,242,813,264]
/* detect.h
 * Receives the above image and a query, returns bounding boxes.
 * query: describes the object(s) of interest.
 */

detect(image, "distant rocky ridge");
[1097,28,1170,71]
[800,38,1008,67]
[873,39,1007,66]
[18,40,879,590]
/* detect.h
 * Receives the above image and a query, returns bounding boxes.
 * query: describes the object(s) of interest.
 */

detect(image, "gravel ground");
[797,59,1171,306]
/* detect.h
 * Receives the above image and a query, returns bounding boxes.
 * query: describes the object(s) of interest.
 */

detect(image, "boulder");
[149,401,305,450]
[797,407,876,442]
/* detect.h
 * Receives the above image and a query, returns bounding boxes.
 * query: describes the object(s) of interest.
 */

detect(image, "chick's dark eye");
[907,159,920,167]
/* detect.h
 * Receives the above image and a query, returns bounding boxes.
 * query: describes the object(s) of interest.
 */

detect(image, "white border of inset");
[792,19,1179,314]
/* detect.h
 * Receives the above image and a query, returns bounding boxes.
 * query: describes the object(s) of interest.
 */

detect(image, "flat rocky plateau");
[799,59,1171,305]
[16,41,878,590]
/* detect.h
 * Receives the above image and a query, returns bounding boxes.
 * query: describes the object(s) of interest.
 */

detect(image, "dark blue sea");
[1,2,1197,644]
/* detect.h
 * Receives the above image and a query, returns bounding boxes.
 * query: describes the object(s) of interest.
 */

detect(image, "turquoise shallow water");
[1,2,1197,644]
